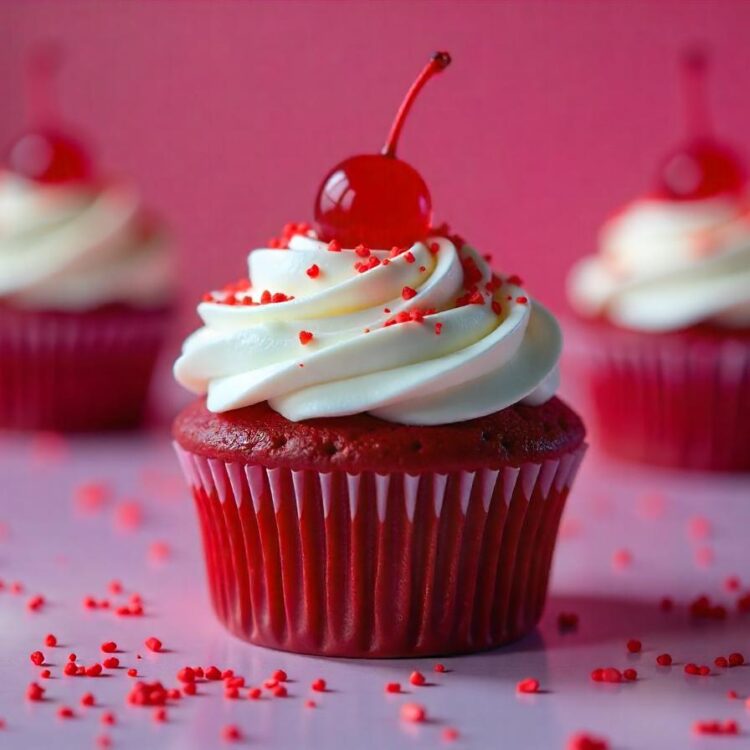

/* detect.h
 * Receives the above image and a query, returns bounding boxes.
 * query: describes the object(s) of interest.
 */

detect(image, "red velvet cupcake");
[0,49,173,431]
[173,53,587,656]
[567,52,750,472]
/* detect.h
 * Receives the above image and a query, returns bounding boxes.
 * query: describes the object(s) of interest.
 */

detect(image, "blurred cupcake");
[0,46,173,431]
[173,53,586,657]
[567,50,749,471]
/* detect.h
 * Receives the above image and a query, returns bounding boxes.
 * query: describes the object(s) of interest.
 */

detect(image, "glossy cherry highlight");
[315,52,451,248]
[5,42,91,184]
[656,47,744,200]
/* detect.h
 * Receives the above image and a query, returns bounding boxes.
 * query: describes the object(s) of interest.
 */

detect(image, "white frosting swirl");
[174,234,561,425]
[0,173,172,310]
[568,195,750,331]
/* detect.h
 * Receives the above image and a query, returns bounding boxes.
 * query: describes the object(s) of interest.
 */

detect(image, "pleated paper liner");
[568,320,750,471]
[0,305,168,431]
[175,441,587,657]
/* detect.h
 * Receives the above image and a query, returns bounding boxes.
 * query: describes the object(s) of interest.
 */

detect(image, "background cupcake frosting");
[568,193,750,331]
[0,174,172,310]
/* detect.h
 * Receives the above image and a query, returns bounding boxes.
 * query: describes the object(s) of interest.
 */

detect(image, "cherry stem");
[24,41,63,126]
[681,45,711,140]
[382,51,451,158]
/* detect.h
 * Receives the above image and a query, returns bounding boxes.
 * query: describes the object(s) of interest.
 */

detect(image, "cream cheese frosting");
[0,173,172,310]
[568,195,750,331]
[174,233,561,425]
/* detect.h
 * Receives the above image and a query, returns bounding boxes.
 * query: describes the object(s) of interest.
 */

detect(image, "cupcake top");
[0,172,172,311]
[175,52,563,425]
[567,190,750,332]
[174,226,561,425]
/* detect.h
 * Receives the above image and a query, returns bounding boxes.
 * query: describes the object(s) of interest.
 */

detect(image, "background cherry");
[656,47,744,200]
[5,42,91,185]
[315,51,451,248]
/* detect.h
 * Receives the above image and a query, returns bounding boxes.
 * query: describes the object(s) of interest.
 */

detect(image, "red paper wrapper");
[174,442,587,657]
[568,319,750,471]
[0,305,169,431]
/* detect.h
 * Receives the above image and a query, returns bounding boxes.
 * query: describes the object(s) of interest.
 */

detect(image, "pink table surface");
[1,398,749,749]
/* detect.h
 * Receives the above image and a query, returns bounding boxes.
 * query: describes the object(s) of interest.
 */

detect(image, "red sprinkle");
[433,663,447,673]
[656,653,673,666]
[57,706,74,719]
[298,330,314,346]
[725,576,741,592]
[101,642,117,654]
[385,682,401,693]
[272,685,288,698]
[26,595,45,612]
[304,699,317,709]
[272,669,288,682]
[44,634,57,648]
[612,549,633,569]
[306,264,320,279]
[222,724,242,743]
[442,727,460,742]
[327,240,341,252]
[26,682,45,701]
[567,733,610,750]
[108,580,123,595]
[409,671,426,686]
[400,703,427,723]
[516,678,540,694]
[81,693,95,707]
[434,322,443,335]
[715,656,729,668]
[183,683,197,696]
[401,286,417,300]
[103,657,119,669]
[101,712,116,726]
[247,688,262,700]
[30,651,45,666]
[177,667,196,683]
[693,720,739,736]
[40,669,51,679]
[145,637,162,653]
[205,666,222,681]
[626,639,642,653]
[729,652,745,667]
[515,296,528,304]
[127,668,138,678]
[86,663,103,677]
[153,708,167,723]
[623,669,638,681]
[63,662,78,676]
[311,678,327,692]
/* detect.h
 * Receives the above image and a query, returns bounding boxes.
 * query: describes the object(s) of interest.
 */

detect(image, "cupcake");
[0,47,173,431]
[567,50,750,471]
[173,53,586,657]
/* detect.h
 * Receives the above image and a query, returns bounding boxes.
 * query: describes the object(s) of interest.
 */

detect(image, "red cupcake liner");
[174,442,587,657]
[0,305,168,431]
[568,322,750,471]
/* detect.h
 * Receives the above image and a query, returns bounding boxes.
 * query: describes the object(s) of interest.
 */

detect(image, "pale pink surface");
[3,0,750,346]
[1,402,749,748]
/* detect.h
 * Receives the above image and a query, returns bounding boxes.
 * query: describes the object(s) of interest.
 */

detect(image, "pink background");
[3,0,750,343]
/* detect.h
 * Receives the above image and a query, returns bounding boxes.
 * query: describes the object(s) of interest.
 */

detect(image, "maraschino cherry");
[315,51,451,248]
[5,43,91,184]
[657,47,744,200]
